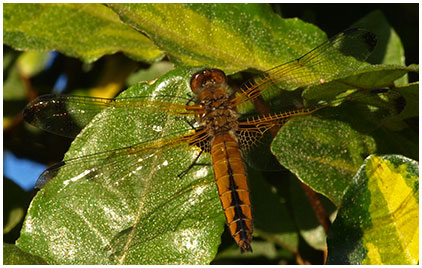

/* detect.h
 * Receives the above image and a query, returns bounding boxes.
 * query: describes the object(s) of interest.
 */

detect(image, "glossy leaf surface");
[16,68,225,264]
[3,3,163,63]
[3,243,48,265]
[327,155,419,265]
[108,3,328,74]
[271,114,377,206]
[272,64,416,206]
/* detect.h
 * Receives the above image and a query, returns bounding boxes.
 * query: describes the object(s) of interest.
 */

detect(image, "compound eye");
[209,68,227,84]
[190,70,205,94]
[190,68,227,94]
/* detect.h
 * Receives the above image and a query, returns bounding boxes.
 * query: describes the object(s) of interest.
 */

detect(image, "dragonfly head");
[190,68,227,94]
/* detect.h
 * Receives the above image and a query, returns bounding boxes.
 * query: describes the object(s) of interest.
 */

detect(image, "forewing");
[23,94,199,139]
[34,134,196,188]
[233,28,377,106]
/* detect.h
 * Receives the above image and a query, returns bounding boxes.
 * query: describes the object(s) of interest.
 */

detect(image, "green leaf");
[3,3,163,63]
[327,154,419,265]
[271,114,377,206]
[4,50,55,127]
[3,56,28,126]
[16,68,225,264]
[302,64,417,104]
[3,243,48,265]
[126,61,175,87]
[108,3,327,73]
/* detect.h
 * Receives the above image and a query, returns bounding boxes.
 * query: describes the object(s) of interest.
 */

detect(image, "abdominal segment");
[211,133,253,253]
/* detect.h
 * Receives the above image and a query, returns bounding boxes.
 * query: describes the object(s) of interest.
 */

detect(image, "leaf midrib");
[117,71,193,264]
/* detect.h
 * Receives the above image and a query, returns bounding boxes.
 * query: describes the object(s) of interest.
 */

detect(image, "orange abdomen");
[211,132,253,252]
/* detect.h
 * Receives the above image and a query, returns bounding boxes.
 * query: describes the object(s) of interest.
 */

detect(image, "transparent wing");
[238,88,402,148]
[23,94,201,138]
[237,89,402,173]
[29,127,219,262]
[233,28,377,106]
[35,130,207,188]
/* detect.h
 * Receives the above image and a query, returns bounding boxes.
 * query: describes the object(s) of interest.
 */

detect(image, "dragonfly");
[24,28,384,253]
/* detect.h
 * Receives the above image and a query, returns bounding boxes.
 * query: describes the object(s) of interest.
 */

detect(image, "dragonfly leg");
[185,93,196,105]
[174,115,199,130]
[177,150,205,179]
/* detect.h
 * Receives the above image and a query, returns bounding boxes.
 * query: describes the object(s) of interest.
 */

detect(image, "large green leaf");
[108,3,327,74]
[16,68,225,264]
[326,155,419,264]
[271,114,377,206]
[302,64,417,104]
[3,243,48,265]
[3,3,163,63]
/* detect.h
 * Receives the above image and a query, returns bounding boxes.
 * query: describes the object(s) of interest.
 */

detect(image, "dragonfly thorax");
[190,69,240,137]
[198,90,239,136]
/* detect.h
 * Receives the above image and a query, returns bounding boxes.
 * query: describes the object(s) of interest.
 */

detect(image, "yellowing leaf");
[327,154,419,265]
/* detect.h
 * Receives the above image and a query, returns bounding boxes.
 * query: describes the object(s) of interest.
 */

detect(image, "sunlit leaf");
[3,3,163,63]
[3,243,48,265]
[327,155,418,265]
[108,3,328,74]
[271,115,377,205]
[16,68,225,264]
